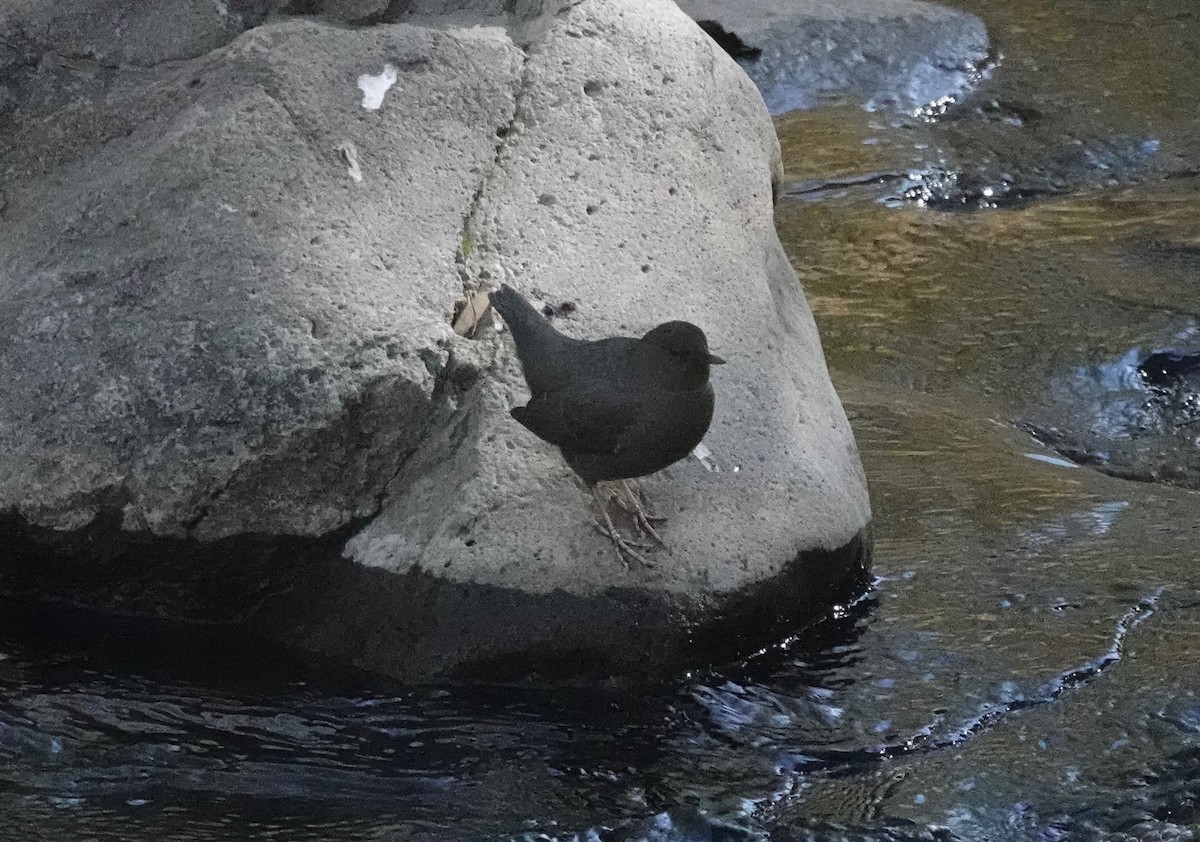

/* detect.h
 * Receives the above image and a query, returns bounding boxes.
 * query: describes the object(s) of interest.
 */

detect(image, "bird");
[488,283,724,566]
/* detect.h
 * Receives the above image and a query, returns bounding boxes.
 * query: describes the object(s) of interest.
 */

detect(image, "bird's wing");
[511,387,642,455]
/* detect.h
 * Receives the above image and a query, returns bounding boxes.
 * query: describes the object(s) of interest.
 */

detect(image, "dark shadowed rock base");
[0,517,870,680]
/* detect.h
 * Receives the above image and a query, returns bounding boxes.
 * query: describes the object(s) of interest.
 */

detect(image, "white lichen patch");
[357,64,397,110]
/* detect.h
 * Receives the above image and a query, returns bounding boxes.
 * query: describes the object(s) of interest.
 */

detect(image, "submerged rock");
[675,0,991,115]
[896,132,1166,211]
[1019,332,1200,490]
[0,0,871,677]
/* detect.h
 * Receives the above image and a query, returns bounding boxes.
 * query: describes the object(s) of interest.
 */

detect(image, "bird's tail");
[488,284,558,348]
[488,284,568,393]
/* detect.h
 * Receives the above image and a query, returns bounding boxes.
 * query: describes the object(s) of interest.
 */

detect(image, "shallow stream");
[4,0,1200,839]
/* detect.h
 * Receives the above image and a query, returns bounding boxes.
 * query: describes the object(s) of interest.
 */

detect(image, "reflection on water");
[768,0,1200,836]
[5,0,1200,839]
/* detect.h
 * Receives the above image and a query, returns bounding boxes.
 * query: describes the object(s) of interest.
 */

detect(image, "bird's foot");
[591,520,655,567]
[618,480,669,549]
[592,487,654,567]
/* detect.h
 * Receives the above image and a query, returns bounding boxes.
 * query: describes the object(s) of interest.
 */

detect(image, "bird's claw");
[631,517,667,550]
[619,481,669,549]
[591,520,655,567]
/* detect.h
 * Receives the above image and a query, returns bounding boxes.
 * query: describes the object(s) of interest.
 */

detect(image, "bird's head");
[638,321,725,388]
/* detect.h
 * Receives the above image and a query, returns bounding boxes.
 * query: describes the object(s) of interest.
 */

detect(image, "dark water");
[5,0,1200,839]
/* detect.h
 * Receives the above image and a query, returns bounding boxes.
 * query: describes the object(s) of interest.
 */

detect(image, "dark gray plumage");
[488,284,723,565]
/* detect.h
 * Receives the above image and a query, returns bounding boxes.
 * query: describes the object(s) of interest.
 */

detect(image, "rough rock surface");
[0,0,273,67]
[674,0,991,114]
[1,0,872,676]
[0,15,522,538]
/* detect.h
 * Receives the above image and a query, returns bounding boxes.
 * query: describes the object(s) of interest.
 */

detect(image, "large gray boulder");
[0,0,872,676]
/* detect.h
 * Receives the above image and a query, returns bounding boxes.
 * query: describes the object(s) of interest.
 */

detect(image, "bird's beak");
[708,353,726,365]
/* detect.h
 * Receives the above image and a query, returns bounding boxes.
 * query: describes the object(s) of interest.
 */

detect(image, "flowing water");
[4,1,1200,839]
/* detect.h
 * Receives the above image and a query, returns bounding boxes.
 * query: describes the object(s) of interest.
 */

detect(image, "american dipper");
[488,284,724,566]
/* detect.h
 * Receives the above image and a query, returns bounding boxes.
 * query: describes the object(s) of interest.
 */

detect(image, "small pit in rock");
[541,301,577,319]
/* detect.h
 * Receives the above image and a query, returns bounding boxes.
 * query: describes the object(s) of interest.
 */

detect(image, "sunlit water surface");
[5,0,1200,839]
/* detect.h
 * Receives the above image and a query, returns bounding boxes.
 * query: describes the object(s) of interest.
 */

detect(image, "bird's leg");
[619,480,668,549]
[591,486,654,568]
[619,482,667,520]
